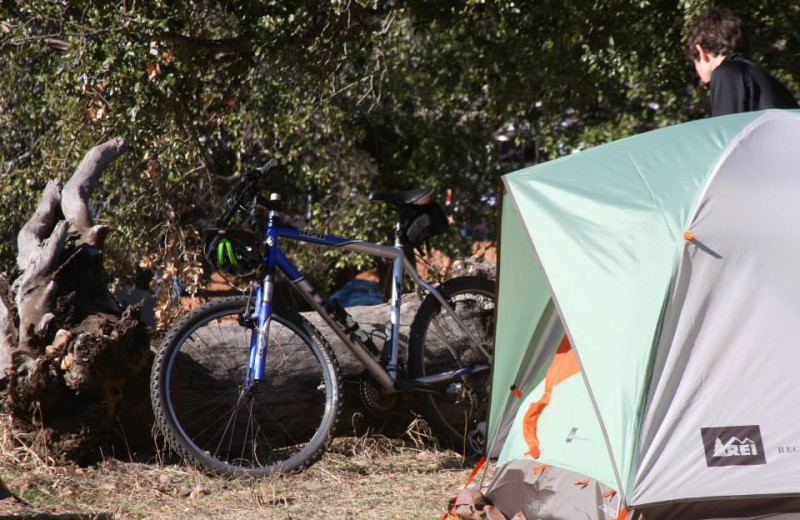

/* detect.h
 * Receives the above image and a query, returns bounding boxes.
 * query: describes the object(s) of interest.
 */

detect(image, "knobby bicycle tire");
[150,296,342,477]
[407,276,496,454]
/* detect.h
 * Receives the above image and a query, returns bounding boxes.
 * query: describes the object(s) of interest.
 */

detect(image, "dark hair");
[685,8,746,61]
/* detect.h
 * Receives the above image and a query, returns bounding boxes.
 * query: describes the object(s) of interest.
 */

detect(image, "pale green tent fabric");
[489,193,615,488]
[489,110,784,504]
[496,365,618,488]
[487,196,552,446]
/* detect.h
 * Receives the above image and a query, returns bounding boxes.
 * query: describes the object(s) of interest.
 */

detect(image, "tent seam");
[627,153,677,239]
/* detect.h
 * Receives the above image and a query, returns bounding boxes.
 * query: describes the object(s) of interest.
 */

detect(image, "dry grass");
[0,417,475,520]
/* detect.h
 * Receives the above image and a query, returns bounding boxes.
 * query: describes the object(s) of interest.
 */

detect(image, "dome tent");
[484,110,800,520]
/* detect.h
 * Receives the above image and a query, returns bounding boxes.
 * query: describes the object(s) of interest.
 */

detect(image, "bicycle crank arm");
[397,364,490,393]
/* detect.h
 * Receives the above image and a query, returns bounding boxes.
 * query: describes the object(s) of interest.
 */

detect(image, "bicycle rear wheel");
[408,276,496,454]
[150,295,342,476]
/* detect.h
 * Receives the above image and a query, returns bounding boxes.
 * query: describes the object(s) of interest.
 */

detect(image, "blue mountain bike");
[150,161,496,476]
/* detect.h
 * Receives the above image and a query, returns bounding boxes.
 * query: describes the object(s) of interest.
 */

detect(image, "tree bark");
[0,137,152,464]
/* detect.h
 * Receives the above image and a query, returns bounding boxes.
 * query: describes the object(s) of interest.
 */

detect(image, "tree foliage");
[2,0,798,319]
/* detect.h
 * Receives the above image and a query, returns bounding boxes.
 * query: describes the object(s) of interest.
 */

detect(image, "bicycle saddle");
[368,188,437,207]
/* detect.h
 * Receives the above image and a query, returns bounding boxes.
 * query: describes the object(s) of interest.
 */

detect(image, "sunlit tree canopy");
[2,0,798,303]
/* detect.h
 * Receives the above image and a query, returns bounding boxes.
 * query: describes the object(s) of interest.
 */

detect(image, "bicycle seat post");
[393,210,403,248]
[384,210,405,379]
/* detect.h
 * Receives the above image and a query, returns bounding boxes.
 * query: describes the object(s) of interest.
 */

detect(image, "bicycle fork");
[245,194,282,392]
[245,269,275,391]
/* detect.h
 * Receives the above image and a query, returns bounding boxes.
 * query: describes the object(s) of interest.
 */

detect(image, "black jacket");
[710,53,798,117]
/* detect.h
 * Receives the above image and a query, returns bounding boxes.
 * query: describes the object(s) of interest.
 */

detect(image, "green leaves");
[2,0,798,307]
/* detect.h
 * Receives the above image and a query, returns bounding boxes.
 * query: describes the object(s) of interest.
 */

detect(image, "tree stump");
[0,137,152,464]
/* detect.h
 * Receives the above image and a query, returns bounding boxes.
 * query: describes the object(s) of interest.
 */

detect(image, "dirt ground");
[0,417,480,520]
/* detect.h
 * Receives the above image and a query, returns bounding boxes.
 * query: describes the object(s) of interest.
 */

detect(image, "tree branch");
[0,34,69,52]
[4,149,34,174]
[17,180,62,271]
[61,137,128,231]
[156,33,253,58]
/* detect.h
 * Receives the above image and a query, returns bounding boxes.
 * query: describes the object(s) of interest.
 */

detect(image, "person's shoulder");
[715,53,751,77]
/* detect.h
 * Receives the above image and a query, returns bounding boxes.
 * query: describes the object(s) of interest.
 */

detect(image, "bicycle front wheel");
[150,296,342,477]
[408,276,496,454]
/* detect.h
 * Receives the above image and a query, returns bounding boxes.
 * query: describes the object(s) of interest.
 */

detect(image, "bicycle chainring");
[359,377,398,415]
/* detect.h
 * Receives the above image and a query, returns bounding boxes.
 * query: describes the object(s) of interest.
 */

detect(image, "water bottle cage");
[329,300,382,357]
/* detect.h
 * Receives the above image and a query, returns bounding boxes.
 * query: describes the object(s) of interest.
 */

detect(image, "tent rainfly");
[483,109,800,520]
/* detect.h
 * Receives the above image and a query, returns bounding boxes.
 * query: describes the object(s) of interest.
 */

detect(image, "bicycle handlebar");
[243,158,280,180]
[215,158,282,227]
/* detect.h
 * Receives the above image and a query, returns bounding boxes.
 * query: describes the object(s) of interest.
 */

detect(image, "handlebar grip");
[257,158,279,175]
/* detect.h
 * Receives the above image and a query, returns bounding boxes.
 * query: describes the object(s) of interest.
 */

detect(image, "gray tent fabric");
[637,499,800,520]
[484,110,800,520]
[486,460,625,520]
[632,111,800,507]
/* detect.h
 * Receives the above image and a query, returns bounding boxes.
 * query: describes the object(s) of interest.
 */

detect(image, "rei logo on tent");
[701,426,767,467]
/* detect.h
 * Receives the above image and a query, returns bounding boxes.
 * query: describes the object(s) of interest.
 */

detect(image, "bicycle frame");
[244,199,491,394]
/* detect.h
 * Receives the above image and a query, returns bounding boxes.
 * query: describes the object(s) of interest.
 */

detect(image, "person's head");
[685,8,746,83]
